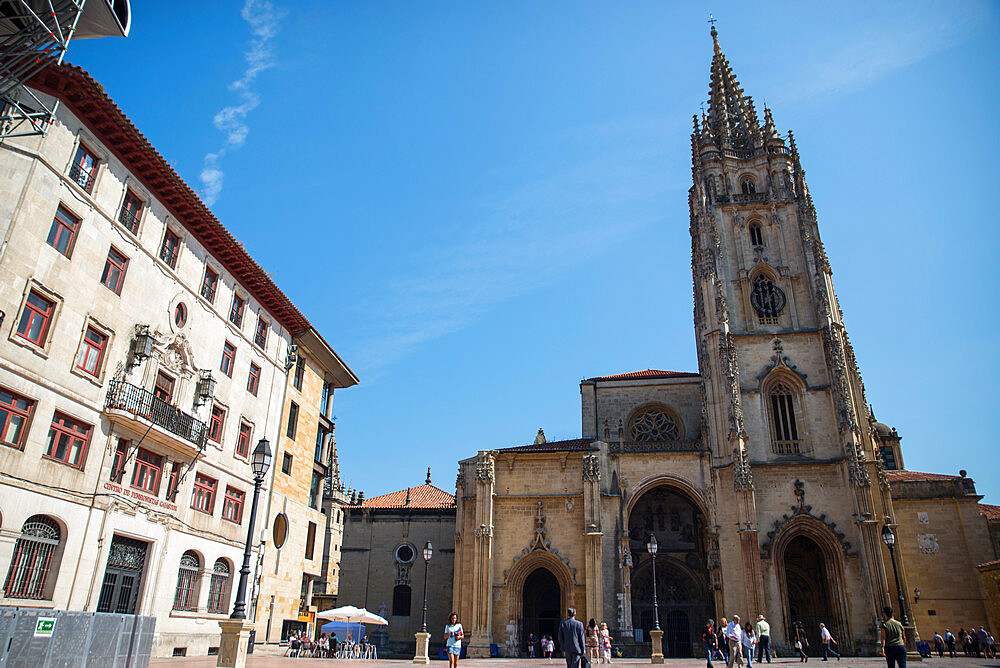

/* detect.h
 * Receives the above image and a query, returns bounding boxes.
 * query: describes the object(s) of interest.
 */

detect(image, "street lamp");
[647,534,660,631]
[231,438,272,620]
[881,524,909,625]
[420,541,433,632]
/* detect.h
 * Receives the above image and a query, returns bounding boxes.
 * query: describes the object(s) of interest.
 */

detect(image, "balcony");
[104,380,207,457]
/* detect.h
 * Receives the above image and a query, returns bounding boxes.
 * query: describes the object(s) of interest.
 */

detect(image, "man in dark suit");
[557,607,587,668]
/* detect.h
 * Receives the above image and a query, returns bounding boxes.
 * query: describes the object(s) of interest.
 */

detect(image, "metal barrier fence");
[0,607,155,668]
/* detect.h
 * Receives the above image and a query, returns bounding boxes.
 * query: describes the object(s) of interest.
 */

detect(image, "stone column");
[583,451,603,623]
[217,619,254,668]
[468,452,495,658]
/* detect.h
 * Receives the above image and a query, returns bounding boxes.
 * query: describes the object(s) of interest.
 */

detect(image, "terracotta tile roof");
[359,484,455,510]
[499,438,596,453]
[885,470,960,482]
[28,64,311,335]
[980,504,1000,521]
[585,369,700,382]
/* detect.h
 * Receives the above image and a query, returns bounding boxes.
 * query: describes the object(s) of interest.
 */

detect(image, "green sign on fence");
[34,617,56,638]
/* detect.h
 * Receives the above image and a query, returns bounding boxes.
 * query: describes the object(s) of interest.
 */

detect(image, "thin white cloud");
[353,116,687,374]
[199,0,284,206]
[773,3,982,104]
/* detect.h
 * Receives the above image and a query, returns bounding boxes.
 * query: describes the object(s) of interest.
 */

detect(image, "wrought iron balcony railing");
[68,161,96,193]
[105,380,207,449]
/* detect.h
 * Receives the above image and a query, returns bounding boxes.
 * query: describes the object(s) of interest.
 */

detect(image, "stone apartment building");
[0,63,355,658]
[253,328,357,643]
[452,28,998,658]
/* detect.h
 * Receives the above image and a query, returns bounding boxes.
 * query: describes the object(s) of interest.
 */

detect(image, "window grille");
[769,382,800,454]
[751,275,786,322]
[173,552,199,610]
[207,559,230,613]
[3,515,60,599]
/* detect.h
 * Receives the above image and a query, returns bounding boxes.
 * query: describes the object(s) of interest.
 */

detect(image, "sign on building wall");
[33,618,57,638]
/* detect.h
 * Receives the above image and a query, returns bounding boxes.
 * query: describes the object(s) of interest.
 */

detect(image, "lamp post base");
[649,629,664,664]
[413,632,432,664]
[217,619,254,668]
[904,625,923,661]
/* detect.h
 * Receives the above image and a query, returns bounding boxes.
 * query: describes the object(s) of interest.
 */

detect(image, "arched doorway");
[628,486,713,657]
[784,535,832,650]
[522,567,561,652]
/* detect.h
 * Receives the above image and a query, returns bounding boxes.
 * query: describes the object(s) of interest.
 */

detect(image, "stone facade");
[253,329,357,643]
[0,64,355,658]
[451,29,997,659]
[339,481,456,657]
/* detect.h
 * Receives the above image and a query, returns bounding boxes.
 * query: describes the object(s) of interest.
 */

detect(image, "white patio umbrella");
[315,605,387,643]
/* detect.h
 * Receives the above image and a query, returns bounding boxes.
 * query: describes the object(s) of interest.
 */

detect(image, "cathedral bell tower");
[689,24,896,646]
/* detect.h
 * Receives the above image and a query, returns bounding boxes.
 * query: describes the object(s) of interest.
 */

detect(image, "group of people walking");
[931,626,996,658]
[700,614,844,668]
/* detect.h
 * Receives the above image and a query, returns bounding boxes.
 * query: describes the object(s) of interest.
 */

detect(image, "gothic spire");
[706,23,759,151]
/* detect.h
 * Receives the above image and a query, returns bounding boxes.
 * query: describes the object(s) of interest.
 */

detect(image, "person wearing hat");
[755,615,771,664]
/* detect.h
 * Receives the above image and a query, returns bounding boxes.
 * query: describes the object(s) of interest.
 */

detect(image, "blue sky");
[71,1,1000,502]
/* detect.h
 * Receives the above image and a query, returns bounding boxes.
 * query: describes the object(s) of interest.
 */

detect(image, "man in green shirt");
[755,615,771,663]
[879,606,906,668]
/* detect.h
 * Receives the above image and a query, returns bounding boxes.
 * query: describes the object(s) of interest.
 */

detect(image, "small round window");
[395,544,414,564]
[173,302,187,328]
[273,513,288,549]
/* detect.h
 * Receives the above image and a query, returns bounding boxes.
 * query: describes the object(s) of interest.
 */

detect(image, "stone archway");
[505,550,575,657]
[773,518,851,652]
[522,567,561,652]
[627,485,714,657]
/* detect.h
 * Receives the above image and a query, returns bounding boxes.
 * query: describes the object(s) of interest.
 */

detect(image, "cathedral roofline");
[354,483,455,510]
[583,369,699,382]
[497,438,595,454]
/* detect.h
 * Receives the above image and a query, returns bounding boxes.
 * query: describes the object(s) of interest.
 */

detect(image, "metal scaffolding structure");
[0,0,129,140]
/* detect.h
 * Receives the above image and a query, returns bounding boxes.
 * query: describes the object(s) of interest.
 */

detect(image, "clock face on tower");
[750,275,787,318]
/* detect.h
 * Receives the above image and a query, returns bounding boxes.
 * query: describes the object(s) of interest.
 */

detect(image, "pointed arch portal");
[627,485,714,657]
[522,567,561,652]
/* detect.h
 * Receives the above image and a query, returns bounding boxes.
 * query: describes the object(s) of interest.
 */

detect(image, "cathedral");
[450,27,997,658]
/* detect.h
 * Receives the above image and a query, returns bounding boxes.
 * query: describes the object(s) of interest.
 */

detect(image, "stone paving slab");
[150,658,1000,668]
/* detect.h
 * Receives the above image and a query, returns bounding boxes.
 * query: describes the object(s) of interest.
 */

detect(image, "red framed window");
[69,144,98,193]
[44,412,91,468]
[200,266,219,303]
[153,371,175,404]
[220,342,236,377]
[229,294,245,327]
[130,448,162,494]
[191,473,217,513]
[247,363,260,396]
[159,228,180,268]
[46,206,78,257]
[209,404,226,443]
[100,247,128,294]
[0,388,34,450]
[118,189,143,233]
[75,327,107,377]
[110,440,128,483]
[236,421,251,458]
[222,486,244,523]
[16,291,54,346]
[254,316,268,349]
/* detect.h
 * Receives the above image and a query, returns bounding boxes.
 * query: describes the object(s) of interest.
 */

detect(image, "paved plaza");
[150,659,1000,668]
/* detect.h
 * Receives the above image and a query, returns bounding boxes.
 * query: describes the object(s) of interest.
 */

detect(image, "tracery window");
[173,551,199,610]
[629,407,680,442]
[768,382,800,454]
[749,222,764,247]
[750,274,786,325]
[207,559,230,613]
[741,177,756,194]
[3,515,61,599]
